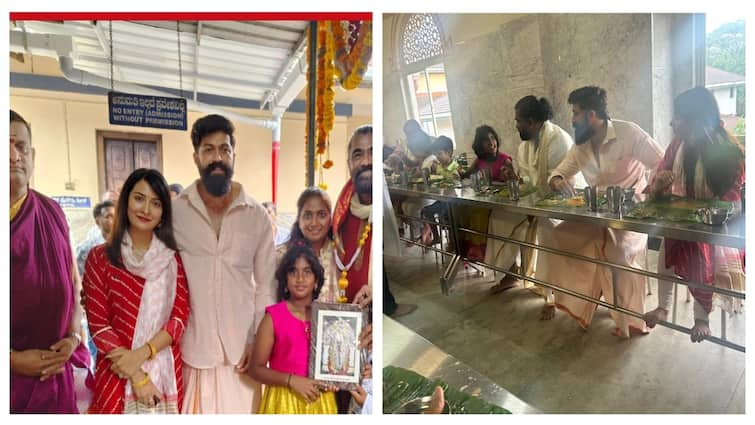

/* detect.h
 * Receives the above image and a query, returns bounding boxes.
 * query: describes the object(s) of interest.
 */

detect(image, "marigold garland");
[308,21,372,189]
[316,22,335,157]
[335,221,371,303]
[332,20,372,90]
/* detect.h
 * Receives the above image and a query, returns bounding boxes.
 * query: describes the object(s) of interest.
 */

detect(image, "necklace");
[333,220,371,303]
[132,246,148,261]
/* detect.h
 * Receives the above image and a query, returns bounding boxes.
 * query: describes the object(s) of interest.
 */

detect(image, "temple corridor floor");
[384,246,746,413]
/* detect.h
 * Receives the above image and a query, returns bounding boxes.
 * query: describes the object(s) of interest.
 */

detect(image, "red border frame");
[9,12,371,21]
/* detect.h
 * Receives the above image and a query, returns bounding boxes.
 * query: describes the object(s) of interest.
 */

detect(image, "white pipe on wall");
[11,30,281,131]
[58,56,278,130]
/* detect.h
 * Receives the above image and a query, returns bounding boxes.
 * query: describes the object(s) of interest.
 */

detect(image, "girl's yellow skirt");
[257,385,337,414]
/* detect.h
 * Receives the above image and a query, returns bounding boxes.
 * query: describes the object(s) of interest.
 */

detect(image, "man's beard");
[573,117,594,145]
[518,129,532,141]
[200,161,234,197]
[352,166,372,196]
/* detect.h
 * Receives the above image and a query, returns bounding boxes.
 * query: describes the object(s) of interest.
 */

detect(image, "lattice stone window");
[401,14,443,65]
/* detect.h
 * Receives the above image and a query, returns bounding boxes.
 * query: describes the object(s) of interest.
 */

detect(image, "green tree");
[734,117,745,138]
[707,20,746,115]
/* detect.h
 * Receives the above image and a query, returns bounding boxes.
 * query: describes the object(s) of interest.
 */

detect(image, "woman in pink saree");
[644,87,745,343]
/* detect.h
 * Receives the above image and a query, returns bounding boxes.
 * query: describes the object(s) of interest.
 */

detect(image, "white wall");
[711,86,738,115]
[11,87,369,246]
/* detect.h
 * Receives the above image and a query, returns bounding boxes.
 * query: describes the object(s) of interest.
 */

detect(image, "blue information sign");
[108,91,187,131]
[52,196,91,209]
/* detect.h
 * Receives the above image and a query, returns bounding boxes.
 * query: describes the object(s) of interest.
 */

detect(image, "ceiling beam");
[263,31,307,113]
[74,54,274,90]
[92,21,124,82]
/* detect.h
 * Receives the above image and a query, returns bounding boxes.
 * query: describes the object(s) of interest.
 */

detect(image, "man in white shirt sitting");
[544,86,663,338]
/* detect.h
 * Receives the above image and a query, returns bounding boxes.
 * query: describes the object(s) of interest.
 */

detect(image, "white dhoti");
[539,220,648,337]
[485,210,529,274]
[486,211,558,303]
[181,360,261,414]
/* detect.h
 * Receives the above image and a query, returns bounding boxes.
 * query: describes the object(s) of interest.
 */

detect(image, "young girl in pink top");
[459,125,516,261]
[250,241,337,414]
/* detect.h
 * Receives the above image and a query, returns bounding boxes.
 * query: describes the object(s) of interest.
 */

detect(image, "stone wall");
[383,14,408,149]
[537,14,654,144]
[651,14,676,148]
[384,13,689,160]
[444,16,546,158]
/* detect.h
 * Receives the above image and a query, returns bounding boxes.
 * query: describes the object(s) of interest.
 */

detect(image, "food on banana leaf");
[411,175,445,184]
[625,196,733,222]
[565,196,586,207]
[485,182,537,199]
[535,193,587,208]
[383,366,511,414]
[411,175,458,188]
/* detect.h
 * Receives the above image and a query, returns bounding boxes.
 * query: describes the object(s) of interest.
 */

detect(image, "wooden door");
[104,139,135,194]
[97,131,162,196]
[134,142,158,170]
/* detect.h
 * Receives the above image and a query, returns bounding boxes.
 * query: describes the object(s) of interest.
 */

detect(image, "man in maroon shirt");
[332,125,373,304]
[331,125,372,413]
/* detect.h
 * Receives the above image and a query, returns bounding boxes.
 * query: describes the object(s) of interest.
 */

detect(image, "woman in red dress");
[644,87,745,343]
[83,168,189,413]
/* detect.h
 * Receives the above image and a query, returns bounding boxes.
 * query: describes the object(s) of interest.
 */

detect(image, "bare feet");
[427,386,446,414]
[490,274,518,294]
[611,327,630,339]
[421,224,433,246]
[643,307,668,329]
[540,304,556,320]
[690,319,711,343]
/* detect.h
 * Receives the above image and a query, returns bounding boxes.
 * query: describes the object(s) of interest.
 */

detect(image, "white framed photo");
[310,302,366,390]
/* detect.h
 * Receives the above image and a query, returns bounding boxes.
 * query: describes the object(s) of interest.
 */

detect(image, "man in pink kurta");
[545,86,663,338]
[174,115,276,413]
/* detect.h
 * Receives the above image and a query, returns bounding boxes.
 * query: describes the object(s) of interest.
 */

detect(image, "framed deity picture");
[309,302,367,391]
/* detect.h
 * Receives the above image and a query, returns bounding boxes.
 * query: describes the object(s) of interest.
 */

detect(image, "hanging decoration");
[307,20,372,191]
[332,20,372,90]
[315,21,335,191]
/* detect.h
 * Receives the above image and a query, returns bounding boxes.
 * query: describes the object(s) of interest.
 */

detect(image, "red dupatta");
[332,180,354,236]
[659,138,745,313]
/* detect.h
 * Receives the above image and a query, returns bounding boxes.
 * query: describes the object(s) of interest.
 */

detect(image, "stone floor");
[384,245,746,413]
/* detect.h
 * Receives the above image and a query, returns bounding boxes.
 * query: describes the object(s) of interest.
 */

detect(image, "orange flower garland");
[335,221,371,303]
[314,22,337,190]
[332,20,372,90]
[308,21,372,189]
[316,22,335,156]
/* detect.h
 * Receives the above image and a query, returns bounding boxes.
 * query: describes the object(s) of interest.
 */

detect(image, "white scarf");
[348,193,373,290]
[349,193,372,221]
[121,232,179,412]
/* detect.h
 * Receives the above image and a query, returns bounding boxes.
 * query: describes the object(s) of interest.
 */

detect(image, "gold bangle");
[132,373,150,388]
[146,342,157,360]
